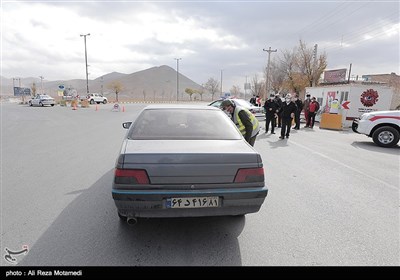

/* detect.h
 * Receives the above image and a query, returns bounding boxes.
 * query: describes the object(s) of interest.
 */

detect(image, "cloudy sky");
[1,0,399,91]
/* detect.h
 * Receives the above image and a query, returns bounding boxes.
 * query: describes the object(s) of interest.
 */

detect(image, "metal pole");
[39,76,44,94]
[174,58,181,101]
[263,47,277,100]
[220,69,223,97]
[80,33,90,94]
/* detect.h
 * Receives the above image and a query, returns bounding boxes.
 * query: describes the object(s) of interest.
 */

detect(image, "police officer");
[263,94,279,134]
[220,99,260,146]
[279,94,297,139]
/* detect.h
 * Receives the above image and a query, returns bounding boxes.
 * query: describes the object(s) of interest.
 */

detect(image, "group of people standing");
[263,93,320,139]
[218,93,320,148]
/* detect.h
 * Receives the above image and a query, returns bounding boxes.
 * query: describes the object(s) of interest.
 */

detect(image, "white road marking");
[290,140,399,191]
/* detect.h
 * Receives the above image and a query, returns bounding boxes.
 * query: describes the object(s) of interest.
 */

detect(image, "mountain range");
[1,65,206,101]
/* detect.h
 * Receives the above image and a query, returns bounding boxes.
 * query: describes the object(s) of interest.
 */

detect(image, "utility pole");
[263,47,277,100]
[80,33,90,94]
[39,76,44,94]
[174,58,181,101]
[312,44,318,86]
[220,69,223,97]
[244,75,248,100]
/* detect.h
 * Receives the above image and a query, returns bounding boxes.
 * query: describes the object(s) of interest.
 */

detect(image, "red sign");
[342,101,350,109]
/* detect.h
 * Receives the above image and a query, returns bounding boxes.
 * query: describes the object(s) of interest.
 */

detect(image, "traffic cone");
[95,105,98,111]
[122,105,125,112]
[72,103,77,110]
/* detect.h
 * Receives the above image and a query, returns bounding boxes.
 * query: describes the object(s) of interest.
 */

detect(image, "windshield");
[128,108,242,140]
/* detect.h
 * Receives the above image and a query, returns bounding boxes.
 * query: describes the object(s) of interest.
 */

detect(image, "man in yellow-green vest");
[220,99,260,146]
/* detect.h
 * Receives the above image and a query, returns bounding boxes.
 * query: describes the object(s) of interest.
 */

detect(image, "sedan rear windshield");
[128,109,243,140]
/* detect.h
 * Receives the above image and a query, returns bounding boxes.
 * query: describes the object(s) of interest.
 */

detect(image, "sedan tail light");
[114,169,150,184]
[234,168,264,183]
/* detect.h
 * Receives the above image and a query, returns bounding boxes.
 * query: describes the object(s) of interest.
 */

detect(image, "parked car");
[28,94,55,107]
[208,98,265,119]
[112,105,268,224]
[85,93,108,104]
[352,110,400,148]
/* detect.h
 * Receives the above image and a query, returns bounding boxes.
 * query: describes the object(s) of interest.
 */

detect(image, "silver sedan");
[112,105,268,224]
[29,94,55,107]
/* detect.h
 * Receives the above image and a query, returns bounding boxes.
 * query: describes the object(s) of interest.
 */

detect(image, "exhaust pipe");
[127,217,138,225]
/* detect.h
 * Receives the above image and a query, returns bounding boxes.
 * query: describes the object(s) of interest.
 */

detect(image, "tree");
[107,80,123,102]
[184,88,197,101]
[250,74,264,97]
[31,82,37,97]
[297,40,327,87]
[197,85,205,101]
[230,85,242,97]
[204,78,220,101]
[269,59,286,96]
[268,41,328,98]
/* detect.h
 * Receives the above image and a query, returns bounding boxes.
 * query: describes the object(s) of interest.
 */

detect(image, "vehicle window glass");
[235,99,251,107]
[128,109,242,140]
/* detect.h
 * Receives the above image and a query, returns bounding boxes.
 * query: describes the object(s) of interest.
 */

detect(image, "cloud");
[2,1,399,91]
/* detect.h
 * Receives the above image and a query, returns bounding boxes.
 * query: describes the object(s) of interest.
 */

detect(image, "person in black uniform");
[263,94,279,134]
[293,94,303,130]
[279,94,297,139]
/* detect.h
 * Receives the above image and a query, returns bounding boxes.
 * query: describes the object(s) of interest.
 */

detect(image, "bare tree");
[197,85,205,101]
[107,80,124,102]
[204,77,220,101]
[250,74,264,97]
[297,40,327,87]
[31,82,37,97]
[230,85,242,97]
[268,59,286,96]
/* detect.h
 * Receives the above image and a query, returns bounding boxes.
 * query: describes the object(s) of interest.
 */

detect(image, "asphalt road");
[1,102,399,266]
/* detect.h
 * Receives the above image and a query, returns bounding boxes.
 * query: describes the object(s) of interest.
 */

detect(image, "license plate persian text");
[166,197,219,208]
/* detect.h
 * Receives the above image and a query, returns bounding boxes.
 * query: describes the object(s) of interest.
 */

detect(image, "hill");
[1,65,204,101]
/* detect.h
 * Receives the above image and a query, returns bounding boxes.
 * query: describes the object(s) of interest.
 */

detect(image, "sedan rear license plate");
[166,197,219,208]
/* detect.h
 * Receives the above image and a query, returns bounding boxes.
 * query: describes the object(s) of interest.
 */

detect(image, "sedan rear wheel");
[372,126,399,148]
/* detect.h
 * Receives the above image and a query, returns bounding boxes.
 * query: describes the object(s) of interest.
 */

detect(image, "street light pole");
[220,69,223,97]
[174,58,181,101]
[263,46,277,100]
[39,76,44,94]
[80,33,90,94]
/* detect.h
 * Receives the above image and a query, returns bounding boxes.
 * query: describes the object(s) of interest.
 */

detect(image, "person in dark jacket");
[263,94,279,134]
[279,94,297,139]
[293,95,303,130]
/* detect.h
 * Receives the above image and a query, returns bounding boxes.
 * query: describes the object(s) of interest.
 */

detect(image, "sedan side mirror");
[122,122,132,129]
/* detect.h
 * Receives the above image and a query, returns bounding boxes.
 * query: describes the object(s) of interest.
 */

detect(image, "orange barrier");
[320,113,342,130]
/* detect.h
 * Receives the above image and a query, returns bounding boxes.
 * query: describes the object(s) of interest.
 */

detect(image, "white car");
[208,98,265,119]
[86,93,108,104]
[29,94,55,107]
[352,110,400,148]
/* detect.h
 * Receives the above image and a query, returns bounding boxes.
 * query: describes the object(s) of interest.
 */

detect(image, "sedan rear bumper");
[112,187,268,218]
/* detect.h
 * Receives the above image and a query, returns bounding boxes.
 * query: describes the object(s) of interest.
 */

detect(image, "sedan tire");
[372,126,399,148]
